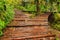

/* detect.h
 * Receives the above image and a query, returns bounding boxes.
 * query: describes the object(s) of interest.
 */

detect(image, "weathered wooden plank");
[7,21,25,26]
[12,34,55,40]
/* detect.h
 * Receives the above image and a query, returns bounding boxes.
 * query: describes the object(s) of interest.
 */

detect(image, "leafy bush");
[0,0,19,36]
[47,0,60,31]
[16,4,36,12]
[50,13,60,31]
[25,4,36,11]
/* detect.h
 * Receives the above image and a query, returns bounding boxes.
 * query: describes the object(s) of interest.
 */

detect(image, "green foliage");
[0,19,5,30]
[54,13,60,21]
[32,0,60,31]
[50,13,60,31]
[56,37,59,40]
[25,4,36,11]
[39,4,46,12]
[16,4,36,12]
[16,0,60,13]
[0,0,18,36]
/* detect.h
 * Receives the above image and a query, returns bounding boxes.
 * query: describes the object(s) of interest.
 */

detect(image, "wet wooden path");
[0,9,56,40]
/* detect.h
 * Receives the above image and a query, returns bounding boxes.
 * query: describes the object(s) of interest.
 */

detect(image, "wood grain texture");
[0,9,56,40]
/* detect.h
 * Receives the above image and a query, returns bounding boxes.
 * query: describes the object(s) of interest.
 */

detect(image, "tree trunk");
[36,0,39,14]
[35,0,40,15]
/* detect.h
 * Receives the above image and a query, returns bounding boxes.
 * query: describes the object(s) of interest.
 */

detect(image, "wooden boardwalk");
[0,9,56,40]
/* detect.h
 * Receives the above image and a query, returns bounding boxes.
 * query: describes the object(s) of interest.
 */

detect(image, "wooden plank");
[13,18,47,21]
[7,21,25,26]
[12,34,55,40]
